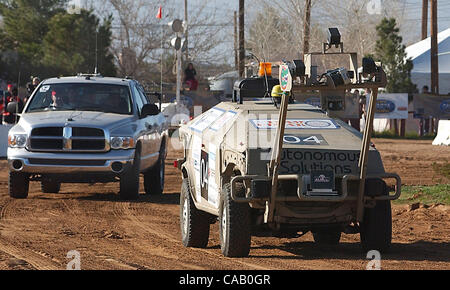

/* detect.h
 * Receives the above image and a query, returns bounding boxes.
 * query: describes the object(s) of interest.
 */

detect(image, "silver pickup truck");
[7,75,168,200]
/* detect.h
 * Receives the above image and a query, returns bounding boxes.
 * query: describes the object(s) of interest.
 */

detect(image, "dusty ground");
[0,138,448,270]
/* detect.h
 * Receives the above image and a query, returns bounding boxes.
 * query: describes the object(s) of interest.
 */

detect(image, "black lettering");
[337,153,347,162]
[294,151,303,160]
[304,151,312,161]
[323,152,337,161]
[313,152,323,161]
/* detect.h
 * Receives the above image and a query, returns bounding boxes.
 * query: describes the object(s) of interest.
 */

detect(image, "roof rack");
[76,73,103,78]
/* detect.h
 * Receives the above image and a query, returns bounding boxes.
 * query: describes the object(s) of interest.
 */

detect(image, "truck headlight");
[110,137,135,150]
[8,134,28,148]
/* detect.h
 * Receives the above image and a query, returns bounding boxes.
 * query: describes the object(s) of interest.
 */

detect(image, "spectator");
[4,86,24,124]
[25,77,40,104]
[184,63,198,91]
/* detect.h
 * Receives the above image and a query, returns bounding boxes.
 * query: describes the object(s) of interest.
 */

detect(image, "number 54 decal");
[283,134,328,146]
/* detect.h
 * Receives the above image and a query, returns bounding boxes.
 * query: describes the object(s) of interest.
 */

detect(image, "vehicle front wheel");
[9,172,29,199]
[41,180,61,194]
[180,178,210,248]
[119,149,141,200]
[219,183,251,257]
[144,144,165,195]
[360,199,392,253]
[312,228,342,245]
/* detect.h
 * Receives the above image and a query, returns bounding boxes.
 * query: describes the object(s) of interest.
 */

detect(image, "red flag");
[156,6,162,19]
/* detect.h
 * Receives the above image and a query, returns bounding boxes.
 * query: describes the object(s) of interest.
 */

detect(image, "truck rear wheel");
[219,183,251,258]
[180,178,210,248]
[119,149,141,200]
[41,180,61,194]
[144,143,165,195]
[313,228,342,245]
[9,172,29,199]
[360,199,392,253]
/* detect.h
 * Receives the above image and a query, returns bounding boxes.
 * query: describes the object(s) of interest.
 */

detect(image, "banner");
[367,93,409,120]
[413,94,450,119]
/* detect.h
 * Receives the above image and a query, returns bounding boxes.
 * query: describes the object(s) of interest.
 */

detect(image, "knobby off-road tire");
[41,180,61,194]
[219,183,251,258]
[144,143,166,195]
[180,178,210,248]
[9,172,29,199]
[313,228,342,245]
[360,198,392,253]
[119,148,141,200]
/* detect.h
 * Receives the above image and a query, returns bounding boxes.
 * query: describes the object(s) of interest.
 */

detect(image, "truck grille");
[29,127,107,152]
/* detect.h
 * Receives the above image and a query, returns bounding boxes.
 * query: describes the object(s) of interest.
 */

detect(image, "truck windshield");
[27,83,133,115]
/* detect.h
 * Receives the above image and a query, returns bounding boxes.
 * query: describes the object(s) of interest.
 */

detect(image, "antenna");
[94,29,98,74]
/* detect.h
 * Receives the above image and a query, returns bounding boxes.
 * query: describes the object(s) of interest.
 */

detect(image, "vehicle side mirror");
[6,102,19,113]
[140,104,160,118]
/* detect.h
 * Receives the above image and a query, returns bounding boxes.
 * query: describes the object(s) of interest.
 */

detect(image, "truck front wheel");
[9,172,29,199]
[119,149,141,200]
[219,183,251,257]
[41,180,61,194]
[180,178,210,248]
[144,143,165,195]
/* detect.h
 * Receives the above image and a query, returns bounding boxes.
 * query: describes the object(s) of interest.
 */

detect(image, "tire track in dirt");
[120,201,272,270]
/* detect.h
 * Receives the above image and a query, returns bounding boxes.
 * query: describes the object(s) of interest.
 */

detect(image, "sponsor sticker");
[440,99,450,114]
[210,111,237,131]
[190,108,225,133]
[40,85,50,93]
[250,119,340,130]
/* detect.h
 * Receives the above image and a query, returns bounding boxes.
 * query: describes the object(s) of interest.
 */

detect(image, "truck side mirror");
[7,102,19,113]
[140,104,160,118]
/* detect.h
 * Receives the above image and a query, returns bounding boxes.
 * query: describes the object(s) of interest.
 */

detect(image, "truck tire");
[9,172,29,199]
[180,178,210,248]
[119,148,141,200]
[144,143,165,195]
[313,228,342,245]
[41,180,61,194]
[219,183,251,257]
[360,199,392,253]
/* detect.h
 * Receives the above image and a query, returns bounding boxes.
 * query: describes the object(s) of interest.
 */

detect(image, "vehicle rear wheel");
[180,178,210,248]
[219,183,251,257]
[313,228,342,245]
[144,143,165,195]
[9,172,29,199]
[41,180,61,194]
[360,199,392,253]
[119,148,141,200]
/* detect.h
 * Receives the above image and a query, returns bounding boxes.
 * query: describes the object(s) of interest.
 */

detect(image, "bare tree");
[248,0,408,68]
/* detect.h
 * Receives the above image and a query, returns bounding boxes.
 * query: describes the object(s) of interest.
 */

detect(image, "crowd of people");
[0,77,40,125]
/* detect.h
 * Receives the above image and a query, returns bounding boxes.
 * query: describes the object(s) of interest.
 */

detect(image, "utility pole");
[238,0,245,78]
[303,0,312,57]
[184,0,189,62]
[422,0,428,40]
[234,11,238,71]
[430,0,439,95]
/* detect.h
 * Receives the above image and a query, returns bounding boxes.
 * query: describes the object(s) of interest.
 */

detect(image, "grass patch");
[394,184,450,205]
[373,130,436,140]
[433,162,450,180]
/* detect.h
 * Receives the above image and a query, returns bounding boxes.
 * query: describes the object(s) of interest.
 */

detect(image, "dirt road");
[0,138,449,270]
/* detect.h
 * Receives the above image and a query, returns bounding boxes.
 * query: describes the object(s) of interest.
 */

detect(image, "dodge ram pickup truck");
[7,75,168,200]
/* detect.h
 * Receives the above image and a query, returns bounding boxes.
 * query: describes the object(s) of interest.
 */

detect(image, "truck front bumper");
[7,148,135,175]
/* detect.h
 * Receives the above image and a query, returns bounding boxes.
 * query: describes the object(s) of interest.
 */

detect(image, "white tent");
[406,28,450,95]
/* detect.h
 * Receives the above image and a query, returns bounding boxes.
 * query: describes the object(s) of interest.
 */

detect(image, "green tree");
[374,18,416,94]
[42,9,116,76]
[0,0,67,62]
[0,0,68,81]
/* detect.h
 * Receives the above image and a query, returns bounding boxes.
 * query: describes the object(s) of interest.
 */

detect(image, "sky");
[67,0,450,64]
